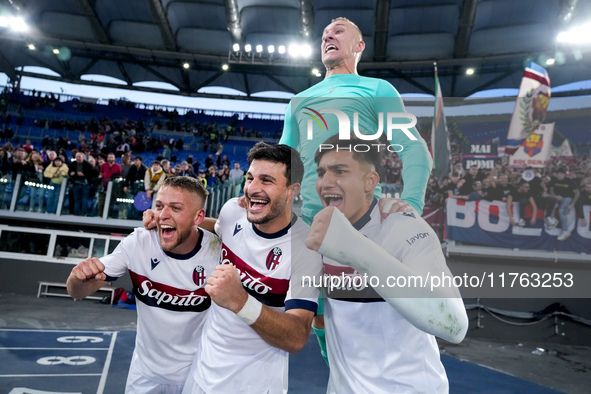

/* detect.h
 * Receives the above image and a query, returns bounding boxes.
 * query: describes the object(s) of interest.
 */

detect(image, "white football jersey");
[190,198,322,393]
[101,227,221,385]
[324,200,450,394]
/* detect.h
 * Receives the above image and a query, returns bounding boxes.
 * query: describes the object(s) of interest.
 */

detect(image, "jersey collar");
[252,214,297,239]
[352,198,378,231]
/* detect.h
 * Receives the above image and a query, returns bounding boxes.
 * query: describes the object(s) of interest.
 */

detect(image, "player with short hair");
[67,176,221,394]
[305,135,468,393]
[182,142,323,394]
[280,17,432,360]
[280,17,432,219]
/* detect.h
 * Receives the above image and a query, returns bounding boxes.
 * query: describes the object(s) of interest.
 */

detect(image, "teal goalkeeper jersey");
[280,74,432,219]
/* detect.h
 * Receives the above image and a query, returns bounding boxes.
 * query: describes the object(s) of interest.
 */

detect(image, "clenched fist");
[205,264,248,313]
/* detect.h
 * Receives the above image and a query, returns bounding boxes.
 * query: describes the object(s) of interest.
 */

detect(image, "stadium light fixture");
[256,44,263,53]
[222,64,229,71]
[268,45,275,54]
[546,58,555,65]
[233,43,240,52]
[301,44,312,58]
[244,44,252,53]
[10,17,28,32]
[53,49,60,54]
[466,68,475,75]
[28,44,36,50]
[557,23,591,45]
[183,62,190,69]
[278,45,286,54]
[288,44,300,57]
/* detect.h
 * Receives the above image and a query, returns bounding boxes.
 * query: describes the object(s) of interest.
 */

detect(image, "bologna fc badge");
[193,265,206,287]
[266,247,282,270]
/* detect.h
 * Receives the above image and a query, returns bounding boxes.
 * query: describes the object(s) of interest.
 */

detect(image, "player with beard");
[305,135,467,393]
[178,142,322,394]
[67,176,221,394]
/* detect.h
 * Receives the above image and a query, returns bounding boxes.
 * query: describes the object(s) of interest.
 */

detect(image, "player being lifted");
[305,135,468,393]
[67,176,221,393]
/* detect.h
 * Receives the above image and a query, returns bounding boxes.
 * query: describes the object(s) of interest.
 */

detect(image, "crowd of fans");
[419,156,591,241]
[0,138,245,218]
[1,90,590,242]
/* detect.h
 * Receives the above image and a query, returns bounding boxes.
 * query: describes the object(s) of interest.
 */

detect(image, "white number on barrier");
[37,355,96,366]
[57,336,103,344]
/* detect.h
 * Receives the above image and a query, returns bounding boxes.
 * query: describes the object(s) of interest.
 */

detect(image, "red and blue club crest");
[193,265,206,287]
[266,247,282,271]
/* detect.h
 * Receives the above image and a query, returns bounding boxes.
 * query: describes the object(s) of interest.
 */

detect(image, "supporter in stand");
[197,170,207,188]
[506,180,537,227]
[575,182,591,228]
[124,156,147,195]
[0,147,11,175]
[161,159,173,176]
[548,167,580,241]
[177,161,197,179]
[425,176,444,207]
[216,164,230,183]
[229,162,244,183]
[206,166,217,189]
[443,172,463,199]
[459,164,486,195]
[68,152,94,216]
[44,157,69,214]
[145,160,166,199]
[26,152,45,212]
[487,173,515,202]
[120,153,132,179]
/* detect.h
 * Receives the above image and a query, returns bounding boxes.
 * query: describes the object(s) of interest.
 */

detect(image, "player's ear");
[288,182,301,200]
[355,39,365,54]
[364,171,379,193]
[193,208,206,227]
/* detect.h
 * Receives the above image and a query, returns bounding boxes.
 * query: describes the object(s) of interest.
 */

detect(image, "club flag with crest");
[430,64,451,183]
[506,62,551,155]
[509,123,554,168]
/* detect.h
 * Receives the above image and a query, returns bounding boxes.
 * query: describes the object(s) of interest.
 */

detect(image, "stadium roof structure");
[1,0,591,103]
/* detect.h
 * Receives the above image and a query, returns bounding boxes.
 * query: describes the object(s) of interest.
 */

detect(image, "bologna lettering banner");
[446,199,591,253]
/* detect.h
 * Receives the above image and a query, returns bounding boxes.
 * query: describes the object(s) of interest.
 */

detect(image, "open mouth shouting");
[322,193,343,208]
[247,196,270,214]
[324,44,338,54]
[159,224,177,241]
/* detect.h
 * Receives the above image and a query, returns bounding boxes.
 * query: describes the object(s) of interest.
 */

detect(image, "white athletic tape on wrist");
[236,294,262,325]
[381,199,397,214]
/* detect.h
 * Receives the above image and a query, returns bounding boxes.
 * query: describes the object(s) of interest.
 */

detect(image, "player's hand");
[510,218,516,226]
[205,264,248,313]
[146,189,153,198]
[71,257,106,282]
[581,219,588,227]
[305,206,334,252]
[237,195,247,209]
[530,218,537,226]
[142,209,158,230]
[379,198,413,222]
[568,204,574,211]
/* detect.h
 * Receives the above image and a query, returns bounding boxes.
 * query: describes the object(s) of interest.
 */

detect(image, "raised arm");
[66,257,108,300]
[306,207,468,343]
